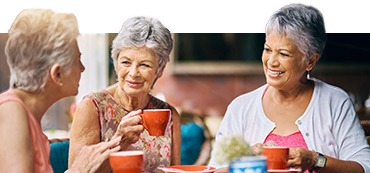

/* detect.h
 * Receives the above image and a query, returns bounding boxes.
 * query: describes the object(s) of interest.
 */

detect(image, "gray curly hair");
[111,16,173,74]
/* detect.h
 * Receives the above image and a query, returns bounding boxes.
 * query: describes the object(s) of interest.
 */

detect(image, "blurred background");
[1,33,370,164]
[1,32,370,129]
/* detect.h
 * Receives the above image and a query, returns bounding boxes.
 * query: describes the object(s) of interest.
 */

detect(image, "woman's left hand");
[287,147,316,171]
[69,137,121,173]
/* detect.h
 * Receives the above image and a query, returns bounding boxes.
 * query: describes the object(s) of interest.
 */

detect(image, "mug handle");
[139,114,147,130]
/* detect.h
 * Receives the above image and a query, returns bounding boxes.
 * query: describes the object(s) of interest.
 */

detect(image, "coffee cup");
[109,150,144,173]
[262,146,289,170]
[140,109,171,136]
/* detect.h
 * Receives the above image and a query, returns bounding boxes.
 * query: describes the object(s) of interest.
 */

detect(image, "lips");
[126,80,143,88]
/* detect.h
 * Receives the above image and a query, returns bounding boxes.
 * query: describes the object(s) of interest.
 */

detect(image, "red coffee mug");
[140,109,171,136]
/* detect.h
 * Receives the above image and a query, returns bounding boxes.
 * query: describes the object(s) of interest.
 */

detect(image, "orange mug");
[262,146,289,170]
[140,109,171,136]
[109,150,144,173]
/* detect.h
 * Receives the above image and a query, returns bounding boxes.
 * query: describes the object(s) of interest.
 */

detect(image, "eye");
[279,52,290,57]
[264,47,271,53]
[140,63,152,68]
[120,60,131,66]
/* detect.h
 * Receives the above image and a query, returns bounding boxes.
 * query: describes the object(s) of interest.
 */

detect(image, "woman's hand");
[251,143,264,155]
[112,110,145,150]
[69,137,121,173]
[287,147,316,171]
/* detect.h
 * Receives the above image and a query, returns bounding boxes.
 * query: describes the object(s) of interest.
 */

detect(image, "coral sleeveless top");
[0,91,53,173]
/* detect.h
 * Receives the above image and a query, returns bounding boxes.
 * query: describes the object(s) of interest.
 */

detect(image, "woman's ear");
[156,66,165,78]
[306,53,319,71]
[49,64,63,86]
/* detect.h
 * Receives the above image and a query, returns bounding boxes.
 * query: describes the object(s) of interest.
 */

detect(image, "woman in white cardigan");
[209,3,370,173]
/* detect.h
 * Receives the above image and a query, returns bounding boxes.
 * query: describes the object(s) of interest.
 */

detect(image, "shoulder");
[0,92,28,120]
[312,78,350,100]
[228,84,266,108]
[0,94,31,147]
[148,94,172,109]
[148,95,179,118]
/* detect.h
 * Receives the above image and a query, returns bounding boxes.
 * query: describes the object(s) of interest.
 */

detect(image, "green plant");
[212,135,253,165]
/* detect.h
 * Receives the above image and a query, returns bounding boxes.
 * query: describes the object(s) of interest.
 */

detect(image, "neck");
[270,80,312,104]
[10,88,59,124]
[115,87,149,111]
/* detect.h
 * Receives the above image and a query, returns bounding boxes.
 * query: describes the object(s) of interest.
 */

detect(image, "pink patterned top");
[86,90,173,173]
[264,131,308,148]
[264,132,315,173]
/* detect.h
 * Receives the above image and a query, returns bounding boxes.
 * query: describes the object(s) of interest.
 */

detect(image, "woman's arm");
[289,148,364,173]
[0,101,34,172]
[170,106,181,165]
[68,98,110,172]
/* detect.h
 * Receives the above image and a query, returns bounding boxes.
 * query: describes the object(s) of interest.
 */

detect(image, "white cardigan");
[209,78,370,172]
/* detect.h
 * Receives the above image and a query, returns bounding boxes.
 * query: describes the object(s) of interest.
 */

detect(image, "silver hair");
[265,3,327,62]
[111,16,173,74]
[5,9,79,92]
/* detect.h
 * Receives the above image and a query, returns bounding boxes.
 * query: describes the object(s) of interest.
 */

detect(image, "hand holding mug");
[112,110,144,150]
[287,147,317,171]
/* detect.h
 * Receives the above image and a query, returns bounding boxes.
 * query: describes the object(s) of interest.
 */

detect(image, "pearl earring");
[306,70,311,79]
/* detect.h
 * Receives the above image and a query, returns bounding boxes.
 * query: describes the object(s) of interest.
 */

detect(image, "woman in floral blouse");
[68,16,181,173]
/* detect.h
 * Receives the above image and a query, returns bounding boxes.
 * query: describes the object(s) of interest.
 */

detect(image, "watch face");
[316,155,327,168]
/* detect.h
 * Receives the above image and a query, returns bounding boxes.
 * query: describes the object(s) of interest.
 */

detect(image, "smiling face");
[115,47,161,97]
[262,31,312,90]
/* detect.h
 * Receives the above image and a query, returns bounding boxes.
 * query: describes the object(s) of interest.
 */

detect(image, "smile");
[126,80,143,88]
[268,69,284,76]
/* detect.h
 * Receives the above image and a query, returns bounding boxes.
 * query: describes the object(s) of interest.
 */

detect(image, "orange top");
[0,91,53,173]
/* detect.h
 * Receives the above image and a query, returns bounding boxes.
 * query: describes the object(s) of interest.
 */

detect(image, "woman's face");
[262,32,309,90]
[64,40,85,96]
[115,47,161,97]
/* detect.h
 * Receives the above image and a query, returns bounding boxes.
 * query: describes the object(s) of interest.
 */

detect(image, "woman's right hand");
[112,110,145,150]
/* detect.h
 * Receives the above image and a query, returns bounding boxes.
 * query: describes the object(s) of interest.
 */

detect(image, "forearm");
[319,155,364,173]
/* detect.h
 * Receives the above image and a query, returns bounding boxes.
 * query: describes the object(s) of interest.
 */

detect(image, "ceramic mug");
[262,146,289,170]
[109,150,144,173]
[140,109,171,136]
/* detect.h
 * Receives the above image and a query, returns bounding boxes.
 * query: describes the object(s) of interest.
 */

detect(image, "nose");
[80,61,85,72]
[267,53,279,67]
[129,65,140,77]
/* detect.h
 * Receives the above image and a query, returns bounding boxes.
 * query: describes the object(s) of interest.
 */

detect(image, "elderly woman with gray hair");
[0,9,122,173]
[69,16,181,173]
[209,3,370,173]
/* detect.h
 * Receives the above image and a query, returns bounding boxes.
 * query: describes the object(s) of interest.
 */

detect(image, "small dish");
[268,168,301,173]
[159,165,216,173]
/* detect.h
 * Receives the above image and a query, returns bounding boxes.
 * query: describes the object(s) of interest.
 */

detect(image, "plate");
[159,165,216,173]
[268,168,301,173]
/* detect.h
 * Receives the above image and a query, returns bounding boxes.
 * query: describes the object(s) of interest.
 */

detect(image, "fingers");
[118,112,143,130]
[251,143,264,155]
[125,109,142,118]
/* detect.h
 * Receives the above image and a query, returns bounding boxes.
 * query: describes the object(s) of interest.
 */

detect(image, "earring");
[59,83,63,86]
[306,70,311,79]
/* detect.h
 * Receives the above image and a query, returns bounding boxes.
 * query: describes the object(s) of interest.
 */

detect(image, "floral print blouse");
[86,90,173,173]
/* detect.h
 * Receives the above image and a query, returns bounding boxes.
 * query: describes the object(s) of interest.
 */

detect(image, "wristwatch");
[312,152,327,171]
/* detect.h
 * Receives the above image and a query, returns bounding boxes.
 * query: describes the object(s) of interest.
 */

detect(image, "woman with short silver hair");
[209,3,370,173]
[0,8,122,173]
[69,16,181,173]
